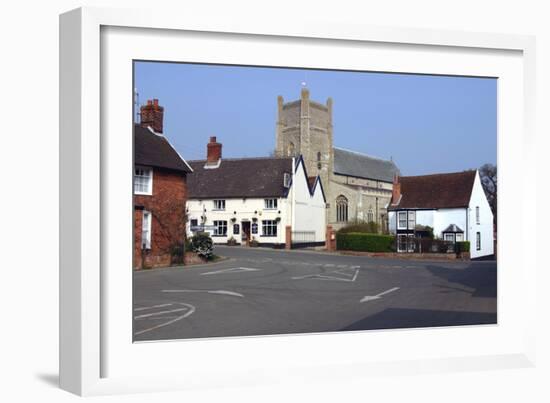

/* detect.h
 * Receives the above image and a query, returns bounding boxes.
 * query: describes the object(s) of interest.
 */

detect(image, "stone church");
[275,88,400,231]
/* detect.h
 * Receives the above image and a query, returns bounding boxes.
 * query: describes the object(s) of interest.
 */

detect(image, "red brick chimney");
[206,136,222,164]
[140,99,164,133]
[391,173,401,205]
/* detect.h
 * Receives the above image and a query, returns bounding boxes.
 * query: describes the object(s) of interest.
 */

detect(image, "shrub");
[456,241,470,253]
[338,221,379,234]
[190,232,214,260]
[336,232,394,252]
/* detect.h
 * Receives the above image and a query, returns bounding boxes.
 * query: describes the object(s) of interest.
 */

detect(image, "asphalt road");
[133,246,497,341]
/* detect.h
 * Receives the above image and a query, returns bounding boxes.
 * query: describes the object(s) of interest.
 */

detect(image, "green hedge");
[456,241,470,253]
[336,232,395,252]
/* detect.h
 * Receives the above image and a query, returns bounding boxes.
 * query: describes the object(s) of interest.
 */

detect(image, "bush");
[190,232,214,260]
[456,241,470,253]
[338,222,380,234]
[336,232,394,252]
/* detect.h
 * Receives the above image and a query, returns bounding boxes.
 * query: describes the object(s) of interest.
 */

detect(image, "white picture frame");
[60,7,537,396]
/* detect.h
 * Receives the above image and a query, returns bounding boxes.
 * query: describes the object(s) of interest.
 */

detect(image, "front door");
[241,221,251,246]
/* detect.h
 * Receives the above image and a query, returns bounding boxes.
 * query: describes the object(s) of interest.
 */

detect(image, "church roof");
[333,147,400,182]
[187,157,293,199]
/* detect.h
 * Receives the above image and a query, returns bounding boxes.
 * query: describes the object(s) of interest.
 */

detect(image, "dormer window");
[134,167,152,195]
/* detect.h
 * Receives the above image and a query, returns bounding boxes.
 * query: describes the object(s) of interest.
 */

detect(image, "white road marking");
[134,303,196,336]
[292,267,359,282]
[135,308,190,319]
[360,287,400,303]
[162,289,244,298]
[134,303,173,311]
[201,267,261,276]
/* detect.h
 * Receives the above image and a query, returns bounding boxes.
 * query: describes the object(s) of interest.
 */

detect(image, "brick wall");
[133,168,187,269]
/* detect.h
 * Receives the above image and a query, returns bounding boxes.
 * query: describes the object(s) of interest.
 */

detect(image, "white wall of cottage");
[186,197,288,244]
[186,158,326,245]
[292,161,327,242]
[467,170,495,259]
[388,171,494,258]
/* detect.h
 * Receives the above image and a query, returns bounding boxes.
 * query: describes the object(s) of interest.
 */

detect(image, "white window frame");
[141,210,152,249]
[264,198,278,209]
[213,199,226,211]
[133,166,153,195]
[444,233,455,243]
[262,220,278,237]
[408,211,416,230]
[397,211,408,229]
[213,220,228,236]
[476,231,481,251]
[476,206,480,224]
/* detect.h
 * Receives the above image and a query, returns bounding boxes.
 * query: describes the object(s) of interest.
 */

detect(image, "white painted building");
[388,170,494,259]
[186,137,326,247]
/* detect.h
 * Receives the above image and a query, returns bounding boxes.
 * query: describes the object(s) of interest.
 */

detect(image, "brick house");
[133,99,193,269]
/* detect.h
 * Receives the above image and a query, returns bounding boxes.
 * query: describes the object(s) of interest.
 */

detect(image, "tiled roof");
[333,147,400,182]
[390,170,477,210]
[134,125,192,173]
[187,157,293,199]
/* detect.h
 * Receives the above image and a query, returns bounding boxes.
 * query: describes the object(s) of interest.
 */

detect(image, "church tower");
[275,88,334,192]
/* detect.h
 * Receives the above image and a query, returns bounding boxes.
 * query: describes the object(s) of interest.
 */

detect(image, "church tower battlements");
[275,88,334,190]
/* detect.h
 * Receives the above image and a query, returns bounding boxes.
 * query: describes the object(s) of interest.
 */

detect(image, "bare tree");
[479,163,497,228]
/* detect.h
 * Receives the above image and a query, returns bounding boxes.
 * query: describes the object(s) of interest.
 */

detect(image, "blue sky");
[134,61,496,176]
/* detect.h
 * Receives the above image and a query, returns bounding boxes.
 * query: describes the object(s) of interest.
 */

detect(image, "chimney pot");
[206,136,222,164]
[140,99,164,133]
[391,174,401,205]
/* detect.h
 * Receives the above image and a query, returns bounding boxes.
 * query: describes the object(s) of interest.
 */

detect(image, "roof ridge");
[188,156,292,163]
[401,170,476,179]
[333,146,394,164]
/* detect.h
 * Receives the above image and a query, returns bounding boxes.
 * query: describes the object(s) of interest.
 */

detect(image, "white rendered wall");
[467,170,495,258]
[433,208,468,239]
[186,197,287,245]
[292,160,327,242]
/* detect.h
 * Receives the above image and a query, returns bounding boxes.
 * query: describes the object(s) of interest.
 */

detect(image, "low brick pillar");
[326,225,336,251]
[285,225,292,249]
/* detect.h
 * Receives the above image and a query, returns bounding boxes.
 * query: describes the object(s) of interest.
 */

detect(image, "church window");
[367,209,374,223]
[336,195,348,223]
[317,151,322,169]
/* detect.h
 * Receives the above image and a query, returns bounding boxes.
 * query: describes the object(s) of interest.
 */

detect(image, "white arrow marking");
[360,287,400,303]
[162,289,244,298]
[201,267,261,276]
